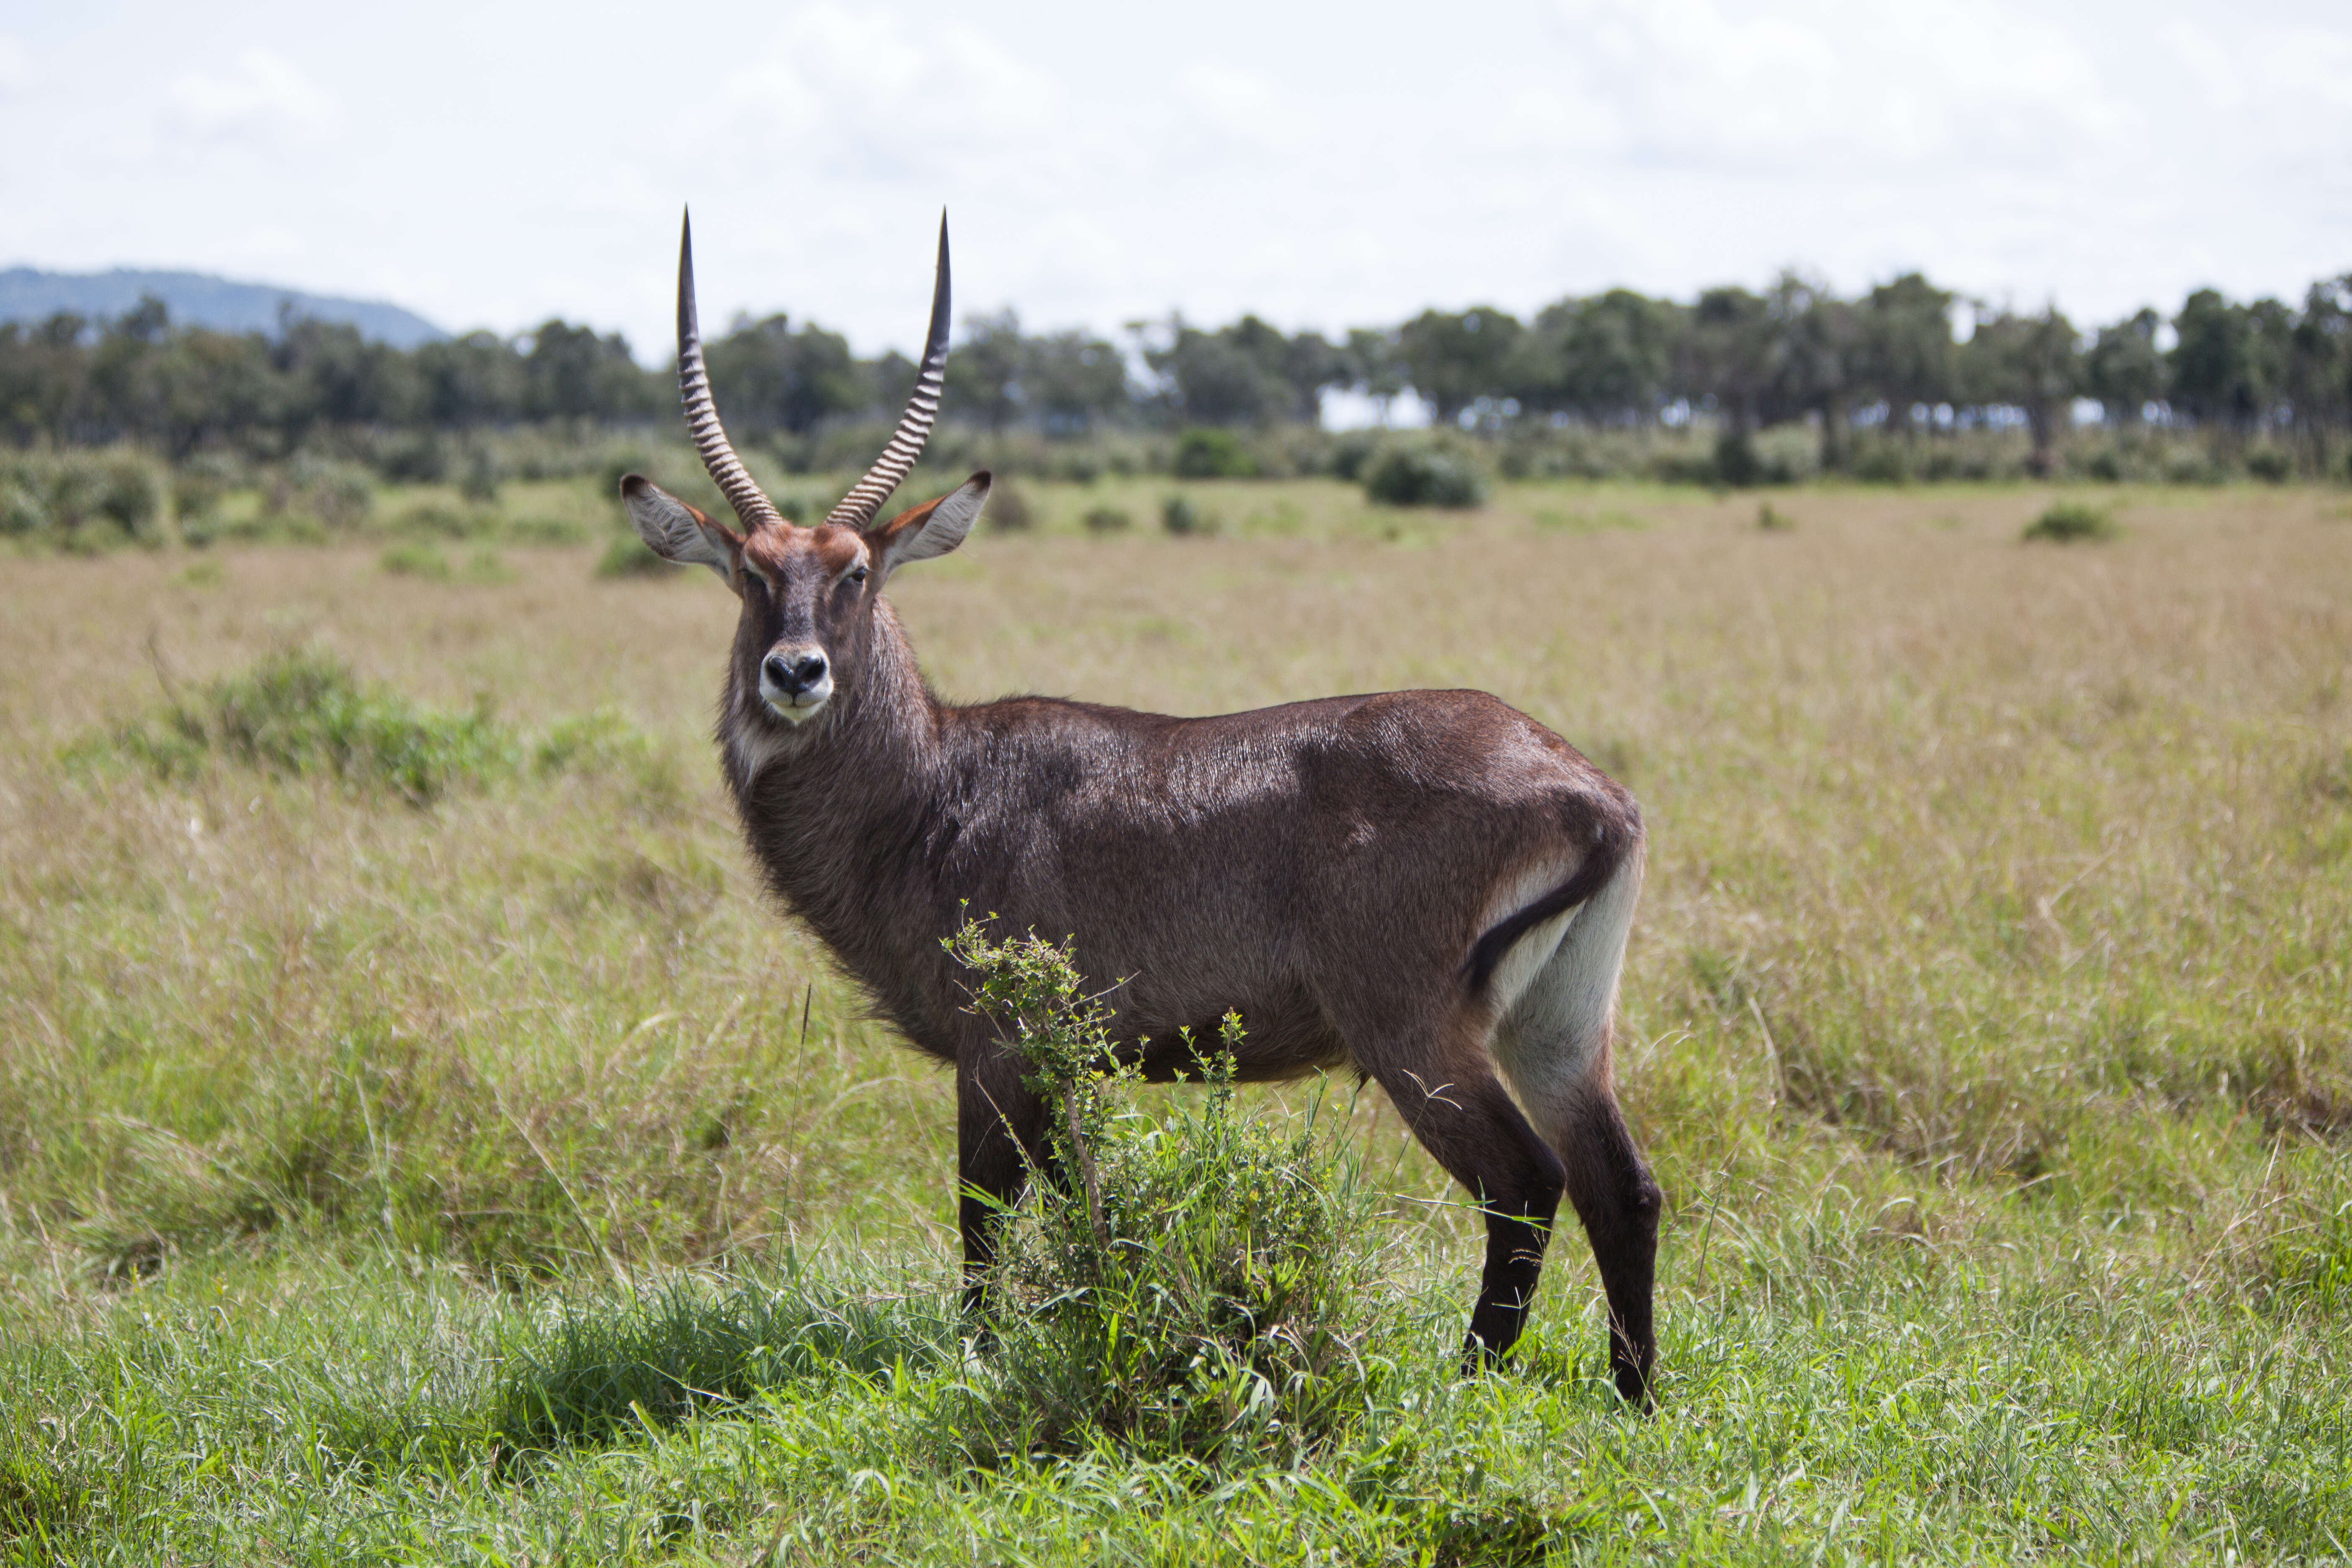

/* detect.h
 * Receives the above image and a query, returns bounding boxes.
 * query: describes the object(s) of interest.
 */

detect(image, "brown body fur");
[687,509,1661,1399]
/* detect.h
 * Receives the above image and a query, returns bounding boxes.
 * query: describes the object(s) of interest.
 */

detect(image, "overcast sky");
[3,0,2347,360]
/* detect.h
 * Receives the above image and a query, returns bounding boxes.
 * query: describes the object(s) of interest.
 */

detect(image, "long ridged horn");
[826,212,951,529]
[676,208,783,531]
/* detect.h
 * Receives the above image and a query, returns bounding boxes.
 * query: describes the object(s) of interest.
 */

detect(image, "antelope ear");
[869,472,990,580]
[620,474,742,583]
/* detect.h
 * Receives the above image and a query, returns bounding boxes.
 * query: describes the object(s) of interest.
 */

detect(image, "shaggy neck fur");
[717,595,962,1038]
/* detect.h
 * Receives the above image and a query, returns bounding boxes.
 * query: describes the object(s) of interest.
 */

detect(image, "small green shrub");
[282,455,375,532]
[945,921,1373,1463]
[1757,502,1795,532]
[2164,447,2227,486]
[505,512,592,546]
[1849,441,1914,485]
[986,481,1036,532]
[1363,449,1484,508]
[1161,494,1218,537]
[1083,505,1132,535]
[595,534,680,578]
[1712,430,1760,488]
[0,449,169,548]
[1708,428,1816,487]
[379,542,451,580]
[171,454,238,534]
[460,445,503,503]
[108,649,516,805]
[393,501,498,540]
[2246,447,2295,484]
[2022,501,2117,544]
[95,650,657,806]
[1328,431,1380,482]
[460,547,516,585]
[533,708,653,778]
[1172,428,1259,480]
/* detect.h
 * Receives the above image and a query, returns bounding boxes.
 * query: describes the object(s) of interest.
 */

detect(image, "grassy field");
[3,477,2349,1563]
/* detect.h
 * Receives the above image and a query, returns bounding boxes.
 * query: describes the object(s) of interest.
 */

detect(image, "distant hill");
[0,267,448,348]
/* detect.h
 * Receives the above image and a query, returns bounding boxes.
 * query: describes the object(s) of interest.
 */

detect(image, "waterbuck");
[621,212,1662,1401]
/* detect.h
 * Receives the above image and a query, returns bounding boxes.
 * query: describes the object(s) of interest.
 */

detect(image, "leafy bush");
[595,534,680,578]
[392,501,499,539]
[1363,448,1485,508]
[373,431,453,485]
[945,922,1375,1463]
[2246,447,2295,484]
[1083,505,1132,535]
[263,456,375,534]
[171,452,242,536]
[1328,431,1381,482]
[1751,426,1822,484]
[96,649,659,806]
[0,449,168,549]
[1757,501,1795,532]
[1161,494,1218,536]
[460,445,503,503]
[2164,447,2228,486]
[379,542,451,580]
[1712,430,1760,488]
[1172,428,1260,480]
[986,481,1035,532]
[2022,501,2117,544]
[109,649,516,805]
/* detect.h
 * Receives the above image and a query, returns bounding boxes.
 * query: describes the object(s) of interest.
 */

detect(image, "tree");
[1681,287,1772,434]
[1342,327,1406,423]
[523,320,653,422]
[2286,277,2352,464]
[1857,273,1957,435]
[1395,307,1522,427]
[708,312,863,436]
[415,331,526,428]
[1026,329,1131,434]
[271,314,417,438]
[2169,288,2288,434]
[1763,272,1859,467]
[1147,317,1297,427]
[2083,308,2166,426]
[1514,289,1683,427]
[1964,306,2079,476]
[944,309,1029,433]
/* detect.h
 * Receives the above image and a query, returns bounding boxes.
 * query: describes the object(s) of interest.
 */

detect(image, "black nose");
[763,651,827,695]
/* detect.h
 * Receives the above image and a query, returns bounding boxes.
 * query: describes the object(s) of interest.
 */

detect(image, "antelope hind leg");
[1360,1053,1568,1370]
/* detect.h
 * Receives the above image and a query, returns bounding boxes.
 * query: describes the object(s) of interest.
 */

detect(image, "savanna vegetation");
[4,264,2350,559]
[2,474,2348,1562]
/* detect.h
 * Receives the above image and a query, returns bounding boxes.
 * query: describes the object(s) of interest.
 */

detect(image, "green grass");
[2022,500,2118,543]
[1,481,2349,1562]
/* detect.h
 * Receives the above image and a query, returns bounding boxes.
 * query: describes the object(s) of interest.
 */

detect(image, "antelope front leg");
[955,1039,1048,1317]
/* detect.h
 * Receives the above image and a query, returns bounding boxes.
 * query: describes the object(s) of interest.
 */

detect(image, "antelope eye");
[847,565,869,585]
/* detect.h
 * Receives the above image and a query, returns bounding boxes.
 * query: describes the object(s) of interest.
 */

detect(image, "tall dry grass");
[0,482,2346,1292]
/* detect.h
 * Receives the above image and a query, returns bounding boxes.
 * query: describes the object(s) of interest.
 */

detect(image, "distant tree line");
[4,270,2349,477]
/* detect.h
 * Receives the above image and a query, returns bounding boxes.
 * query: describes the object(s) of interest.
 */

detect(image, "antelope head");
[620,210,990,731]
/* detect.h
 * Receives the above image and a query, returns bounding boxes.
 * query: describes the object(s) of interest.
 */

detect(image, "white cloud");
[2,0,2347,354]
[1545,0,2130,168]
[713,6,1056,187]
[163,48,338,145]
